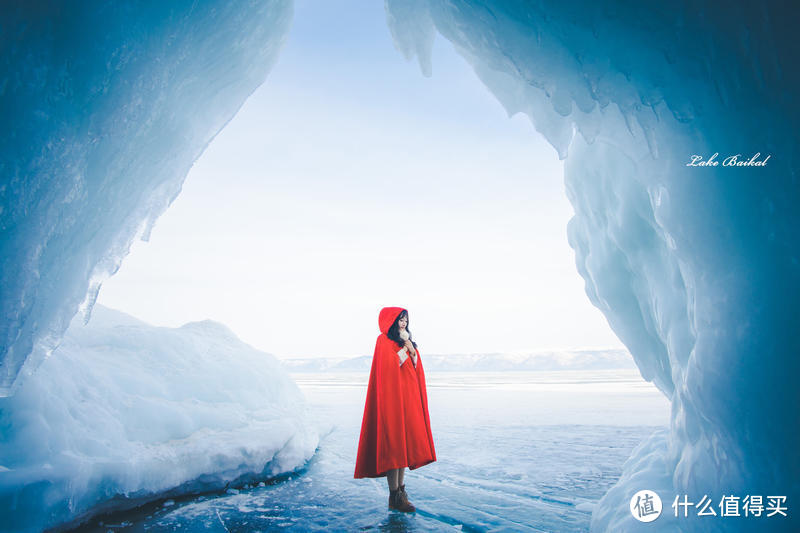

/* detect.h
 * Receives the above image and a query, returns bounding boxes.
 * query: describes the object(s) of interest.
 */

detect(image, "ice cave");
[1,1,797,532]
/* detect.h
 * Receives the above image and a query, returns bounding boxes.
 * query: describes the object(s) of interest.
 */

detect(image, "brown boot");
[396,484,416,512]
[388,486,416,512]
[388,487,402,510]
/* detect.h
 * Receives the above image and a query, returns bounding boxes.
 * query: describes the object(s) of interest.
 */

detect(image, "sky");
[96,0,625,359]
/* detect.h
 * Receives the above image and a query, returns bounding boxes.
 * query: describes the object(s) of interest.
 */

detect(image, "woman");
[354,307,436,512]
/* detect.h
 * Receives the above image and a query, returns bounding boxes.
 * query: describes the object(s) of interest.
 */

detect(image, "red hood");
[378,307,406,335]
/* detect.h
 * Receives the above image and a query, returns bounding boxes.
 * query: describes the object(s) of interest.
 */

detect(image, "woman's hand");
[404,340,416,356]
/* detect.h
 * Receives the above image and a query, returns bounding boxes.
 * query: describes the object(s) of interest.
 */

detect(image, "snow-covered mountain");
[280,348,636,373]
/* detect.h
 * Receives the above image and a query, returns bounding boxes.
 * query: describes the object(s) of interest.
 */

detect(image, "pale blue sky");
[97,0,624,358]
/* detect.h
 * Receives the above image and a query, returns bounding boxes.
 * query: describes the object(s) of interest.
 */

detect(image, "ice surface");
[0,305,319,532]
[0,0,292,396]
[384,1,799,531]
[71,370,668,532]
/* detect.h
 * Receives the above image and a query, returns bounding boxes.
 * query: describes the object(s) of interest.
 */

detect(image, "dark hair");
[387,309,418,350]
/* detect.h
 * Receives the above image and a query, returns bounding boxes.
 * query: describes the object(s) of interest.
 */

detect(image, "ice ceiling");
[1,1,797,531]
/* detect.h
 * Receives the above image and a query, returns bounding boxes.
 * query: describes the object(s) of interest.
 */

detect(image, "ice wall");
[385,1,798,531]
[0,305,319,532]
[0,0,293,396]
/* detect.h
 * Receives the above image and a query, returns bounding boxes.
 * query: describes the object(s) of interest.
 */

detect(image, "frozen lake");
[73,370,668,532]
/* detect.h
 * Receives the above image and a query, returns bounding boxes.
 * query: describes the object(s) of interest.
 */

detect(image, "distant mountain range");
[279,349,636,372]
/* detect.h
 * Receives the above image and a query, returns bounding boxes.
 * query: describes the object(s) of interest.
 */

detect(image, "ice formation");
[1,1,798,532]
[0,304,319,532]
[0,0,292,396]
[384,1,798,531]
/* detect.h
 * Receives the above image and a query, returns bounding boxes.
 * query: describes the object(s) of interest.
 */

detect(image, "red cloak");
[353,307,437,478]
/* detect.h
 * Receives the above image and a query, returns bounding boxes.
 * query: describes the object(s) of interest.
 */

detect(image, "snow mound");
[0,305,319,532]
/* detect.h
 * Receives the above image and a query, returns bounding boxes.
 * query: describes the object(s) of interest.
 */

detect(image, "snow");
[0,305,319,532]
[1,1,797,532]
